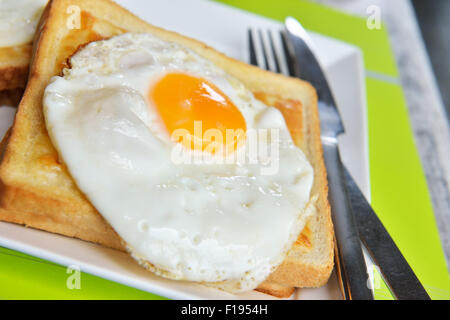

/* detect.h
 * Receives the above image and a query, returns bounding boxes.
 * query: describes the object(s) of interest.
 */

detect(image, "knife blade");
[284,16,430,300]
[284,16,373,300]
[344,167,430,300]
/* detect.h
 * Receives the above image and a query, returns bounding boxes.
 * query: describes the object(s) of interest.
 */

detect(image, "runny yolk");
[150,72,246,154]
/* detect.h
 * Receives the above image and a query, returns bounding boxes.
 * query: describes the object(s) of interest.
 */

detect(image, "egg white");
[43,33,315,292]
[0,0,48,47]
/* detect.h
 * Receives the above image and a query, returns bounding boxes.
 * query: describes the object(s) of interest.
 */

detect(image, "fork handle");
[322,142,373,300]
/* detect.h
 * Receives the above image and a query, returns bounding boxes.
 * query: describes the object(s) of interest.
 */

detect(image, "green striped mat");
[1,0,449,300]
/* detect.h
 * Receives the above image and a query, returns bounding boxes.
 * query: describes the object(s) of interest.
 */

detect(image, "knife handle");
[322,142,373,300]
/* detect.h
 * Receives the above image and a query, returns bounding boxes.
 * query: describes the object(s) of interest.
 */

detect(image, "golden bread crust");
[255,281,295,298]
[0,0,334,297]
[0,88,24,106]
[0,44,32,91]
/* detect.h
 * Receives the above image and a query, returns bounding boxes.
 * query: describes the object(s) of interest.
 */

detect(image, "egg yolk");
[150,73,246,154]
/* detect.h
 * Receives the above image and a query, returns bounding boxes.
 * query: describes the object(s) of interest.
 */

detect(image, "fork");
[247,27,351,299]
[247,29,296,77]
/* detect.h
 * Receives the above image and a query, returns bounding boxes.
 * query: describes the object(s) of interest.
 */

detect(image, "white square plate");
[0,0,369,299]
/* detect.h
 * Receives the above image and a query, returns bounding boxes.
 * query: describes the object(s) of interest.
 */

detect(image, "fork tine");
[267,30,281,74]
[258,30,270,71]
[280,31,296,77]
[247,29,258,67]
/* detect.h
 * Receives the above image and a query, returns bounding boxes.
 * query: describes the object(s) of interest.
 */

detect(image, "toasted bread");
[255,280,296,298]
[0,1,49,104]
[0,88,24,107]
[0,45,31,106]
[0,0,334,297]
[0,44,31,93]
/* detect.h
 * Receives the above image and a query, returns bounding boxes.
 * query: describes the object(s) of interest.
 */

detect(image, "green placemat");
[0,247,165,299]
[1,0,449,300]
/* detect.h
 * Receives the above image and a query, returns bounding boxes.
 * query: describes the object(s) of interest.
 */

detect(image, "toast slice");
[0,88,24,107]
[0,0,49,104]
[255,281,296,298]
[0,44,31,106]
[0,44,31,93]
[0,0,334,296]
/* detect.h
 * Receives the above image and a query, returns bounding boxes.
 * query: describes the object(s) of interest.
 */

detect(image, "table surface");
[412,0,450,123]
[311,0,450,272]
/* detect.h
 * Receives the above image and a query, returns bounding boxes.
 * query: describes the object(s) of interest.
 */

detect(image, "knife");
[344,167,431,300]
[284,17,430,300]
[284,16,372,300]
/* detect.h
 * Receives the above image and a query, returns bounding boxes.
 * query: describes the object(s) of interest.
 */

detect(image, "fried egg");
[0,0,48,47]
[43,33,314,292]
